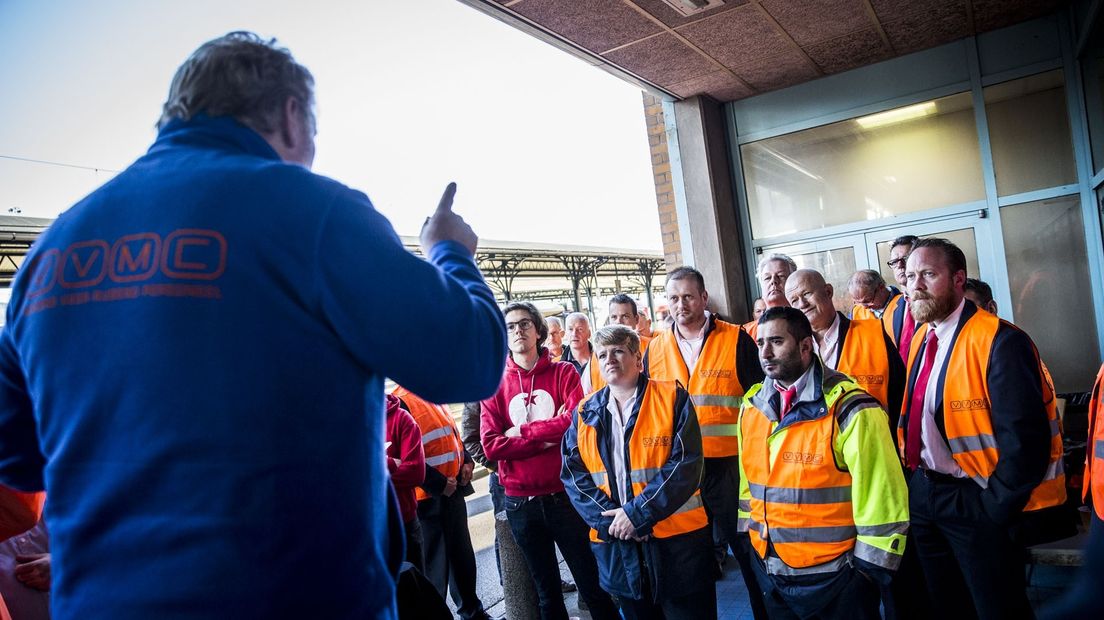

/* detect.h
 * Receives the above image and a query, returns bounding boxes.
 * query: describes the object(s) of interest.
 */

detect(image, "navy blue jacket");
[560,375,712,601]
[0,116,506,619]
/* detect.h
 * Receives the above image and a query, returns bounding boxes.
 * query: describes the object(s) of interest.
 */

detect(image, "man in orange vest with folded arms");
[899,238,1061,620]
[644,266,767,619]
[563,325,715,619]
[393,386,492,620]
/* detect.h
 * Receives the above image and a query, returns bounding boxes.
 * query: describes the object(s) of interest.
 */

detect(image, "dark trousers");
[617,584,718,620]
[417,493,486,620]
[403,517,425,573]
[883,531,932,620]
[909,469,1033,620]
[750,553,881,620]
[505,492,620,620]
[701,455,768,620]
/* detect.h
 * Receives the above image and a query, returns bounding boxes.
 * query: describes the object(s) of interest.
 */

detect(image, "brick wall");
[643,92,682,269]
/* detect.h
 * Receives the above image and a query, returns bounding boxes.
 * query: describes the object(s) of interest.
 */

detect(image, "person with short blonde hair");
[563,324,716,618]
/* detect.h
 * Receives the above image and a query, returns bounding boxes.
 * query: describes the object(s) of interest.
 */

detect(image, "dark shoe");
[560,579,577,593]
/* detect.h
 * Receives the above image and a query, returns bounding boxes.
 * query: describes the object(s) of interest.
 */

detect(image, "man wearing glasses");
[480,302,619,620]
[883,235,919,360]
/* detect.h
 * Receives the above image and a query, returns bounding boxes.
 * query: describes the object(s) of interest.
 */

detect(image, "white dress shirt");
[920,298,968,477]
[674,311,710,371]
[814,312,842,369]
[607,388,639,504]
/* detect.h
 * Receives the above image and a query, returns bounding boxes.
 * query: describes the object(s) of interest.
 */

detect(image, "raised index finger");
[436,182,457,214]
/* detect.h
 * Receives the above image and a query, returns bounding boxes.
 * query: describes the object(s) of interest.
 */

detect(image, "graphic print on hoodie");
[481,348,584,497]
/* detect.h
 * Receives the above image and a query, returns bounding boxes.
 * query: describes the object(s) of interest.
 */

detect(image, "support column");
[664,95,754,323]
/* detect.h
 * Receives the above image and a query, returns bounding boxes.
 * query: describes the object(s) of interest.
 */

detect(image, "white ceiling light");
[855,102,937,129]
[660,0,725,17]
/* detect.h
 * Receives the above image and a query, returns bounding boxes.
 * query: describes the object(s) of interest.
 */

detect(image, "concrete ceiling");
[465,0,1070,101]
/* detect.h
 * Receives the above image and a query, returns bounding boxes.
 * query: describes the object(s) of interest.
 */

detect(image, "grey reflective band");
[700,423,741,437]
[421,427,452,443]
[971,475,990,489]
[738,499,751,513]
[590,472,608,487]
[855,540,902,570]
[737,517,750,532]
[691,394,742,408]
[747,483,851,505]
[1096,439,1104,460]
[766,524,857,544]
[425,453,457,467]
[747,518,765,536]
[1040,459,1063,482]
[630,468,661,484]
[765,553,850,576]
[671,493,703,515]
[1050,418,1061,437]
[947,433,998,454]
[855,521,908,537]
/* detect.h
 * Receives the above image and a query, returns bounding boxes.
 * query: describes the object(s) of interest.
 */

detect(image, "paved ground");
[451,474,1077,619]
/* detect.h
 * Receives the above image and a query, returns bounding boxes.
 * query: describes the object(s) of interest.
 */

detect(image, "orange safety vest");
[1084,363,1104,519]
[576,379,708,542]
[743,321,758,340]
[741,381,858,569]
[836,318,892,410]
[899,312,1065,511]
[647,320,746,458]
[394,386,465,502]
[854,293,905,349]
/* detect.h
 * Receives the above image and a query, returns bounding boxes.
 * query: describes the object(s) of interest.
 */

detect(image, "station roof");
[461,0,1068,102]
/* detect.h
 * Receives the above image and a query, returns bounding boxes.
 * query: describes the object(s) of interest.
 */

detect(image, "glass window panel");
[742,92,985,240]
[874,228,980,286]
[1001,195,1098,392]
[788,247,856,313]
[984,70,1077,197]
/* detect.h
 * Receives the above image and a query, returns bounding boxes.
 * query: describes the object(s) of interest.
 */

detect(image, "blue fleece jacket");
[0,115,506,619]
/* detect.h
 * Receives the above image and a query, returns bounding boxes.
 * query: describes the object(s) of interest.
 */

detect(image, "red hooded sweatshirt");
[385,394,425,523]
[481,348,583,497]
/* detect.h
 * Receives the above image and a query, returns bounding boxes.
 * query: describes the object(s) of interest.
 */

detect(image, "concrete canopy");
[462,0,1069,101]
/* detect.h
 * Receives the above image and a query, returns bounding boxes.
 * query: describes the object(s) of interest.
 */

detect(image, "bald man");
[785,269,905,431]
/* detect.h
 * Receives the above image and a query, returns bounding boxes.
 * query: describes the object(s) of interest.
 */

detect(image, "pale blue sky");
[0,0,662,250]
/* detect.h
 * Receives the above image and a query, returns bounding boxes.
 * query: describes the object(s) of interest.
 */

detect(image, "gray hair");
[593,325,641,356]
[158,31,315,135]
[847,269,885,291]
[756,253,797,276]
[546,316,564,330]
[565,312,591,329]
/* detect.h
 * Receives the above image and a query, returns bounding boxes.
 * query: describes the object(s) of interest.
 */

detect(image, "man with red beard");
[899,238,1059,620]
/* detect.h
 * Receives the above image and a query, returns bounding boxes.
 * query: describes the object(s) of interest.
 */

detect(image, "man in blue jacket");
[0,32,506,620]
[562,325,715,619]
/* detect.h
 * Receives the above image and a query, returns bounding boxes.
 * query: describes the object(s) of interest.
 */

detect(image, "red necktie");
[905,330,939,470]
[898,299,916,365]
[779,384,797,417]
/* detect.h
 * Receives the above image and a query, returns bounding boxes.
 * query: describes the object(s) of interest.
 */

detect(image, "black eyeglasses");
[886,258,907,269]
[506,319,535,332]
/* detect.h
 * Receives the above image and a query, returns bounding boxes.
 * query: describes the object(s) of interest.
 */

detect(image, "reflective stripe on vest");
[741,381,858,571]
[899,314,1065,512]
[576,379,708,542]
[394,386,464,503]
[1084,363,1104,519]
[647,320,746,458]
[837,318,892,409]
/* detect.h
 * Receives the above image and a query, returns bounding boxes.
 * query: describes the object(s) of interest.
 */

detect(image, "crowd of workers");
[0,30,1100,620]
